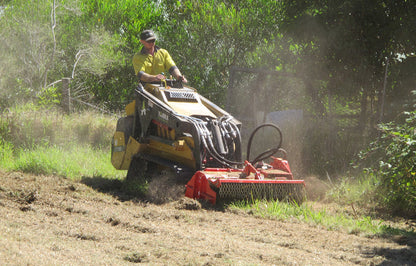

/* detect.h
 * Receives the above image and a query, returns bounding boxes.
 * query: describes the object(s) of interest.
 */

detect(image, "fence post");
[62,78,71,113]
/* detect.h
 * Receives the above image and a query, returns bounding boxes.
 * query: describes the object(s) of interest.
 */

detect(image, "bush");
[359,110,416,215]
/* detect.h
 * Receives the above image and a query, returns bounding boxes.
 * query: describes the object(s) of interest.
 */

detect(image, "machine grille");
[217,182,306,203]
[165,90,198,102]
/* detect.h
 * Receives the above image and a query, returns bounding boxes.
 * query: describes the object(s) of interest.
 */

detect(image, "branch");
[72,49,91,79]
[43,0,58,87]
[72,51,84,79]
[45,79,62,89]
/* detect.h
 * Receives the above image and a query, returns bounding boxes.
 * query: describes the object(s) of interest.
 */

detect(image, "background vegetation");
[0,0,415,216]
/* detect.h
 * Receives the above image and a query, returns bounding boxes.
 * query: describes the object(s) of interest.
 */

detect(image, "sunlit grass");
[4,144,125,180]
[325,175,380,208]
[0,139,14,169]
[228,199,396,236]
[0,104,124,180]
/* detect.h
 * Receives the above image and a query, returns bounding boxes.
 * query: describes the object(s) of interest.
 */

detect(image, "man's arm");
[139,68,187,83]
[171,68,188,83]
[138,72,166,82]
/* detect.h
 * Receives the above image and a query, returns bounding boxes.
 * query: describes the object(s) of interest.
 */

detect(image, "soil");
[1,170,415,265]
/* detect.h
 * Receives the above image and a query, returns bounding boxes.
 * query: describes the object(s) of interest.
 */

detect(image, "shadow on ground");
[80,175,142,202]
[80,174,227,212]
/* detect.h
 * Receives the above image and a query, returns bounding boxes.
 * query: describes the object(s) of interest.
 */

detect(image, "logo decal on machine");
[158,111,169,121]
[140,101,146,115]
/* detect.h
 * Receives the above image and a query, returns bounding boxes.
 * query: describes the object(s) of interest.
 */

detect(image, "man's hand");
[155,73,166,81]
[177,75,188,83]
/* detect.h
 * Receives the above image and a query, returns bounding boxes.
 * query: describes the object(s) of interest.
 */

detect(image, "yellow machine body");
[111,82,235,172]
[111,80,306,204]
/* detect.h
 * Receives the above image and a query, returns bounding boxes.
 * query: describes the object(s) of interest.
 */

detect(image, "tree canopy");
[1,0,414,111]
[1,0,415,167]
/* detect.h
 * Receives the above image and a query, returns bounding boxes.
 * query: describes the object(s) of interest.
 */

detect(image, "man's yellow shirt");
[133,47,176,77]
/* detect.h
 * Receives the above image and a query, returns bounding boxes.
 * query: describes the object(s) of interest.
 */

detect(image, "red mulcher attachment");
[185,157,306,204]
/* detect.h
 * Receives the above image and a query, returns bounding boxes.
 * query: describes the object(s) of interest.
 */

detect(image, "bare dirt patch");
[0,170,415,265]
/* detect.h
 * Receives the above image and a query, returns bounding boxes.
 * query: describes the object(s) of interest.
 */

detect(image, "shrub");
[359,110,416,215]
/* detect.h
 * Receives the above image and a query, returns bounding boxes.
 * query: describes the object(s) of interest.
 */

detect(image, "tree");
[271,0,416,175]
[159,0,285,105]
[280,0,416,119]
[0,0,160,110]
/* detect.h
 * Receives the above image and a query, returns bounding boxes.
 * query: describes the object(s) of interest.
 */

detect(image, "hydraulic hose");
[179,115,282,168]
[246,123,283,165]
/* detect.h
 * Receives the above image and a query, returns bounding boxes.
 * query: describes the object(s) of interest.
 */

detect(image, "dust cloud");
[145,172,187,204]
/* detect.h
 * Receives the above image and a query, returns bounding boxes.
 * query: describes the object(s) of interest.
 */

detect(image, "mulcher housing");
[111,81,305,204]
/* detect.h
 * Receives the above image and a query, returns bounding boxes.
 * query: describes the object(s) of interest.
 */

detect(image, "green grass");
[8,144,125,180]
[0,141,125,180]
[228,199,405,237]
[0,139,15,169]
[0,104,124,180]
[325,175,380,208]
[227,173,416,239]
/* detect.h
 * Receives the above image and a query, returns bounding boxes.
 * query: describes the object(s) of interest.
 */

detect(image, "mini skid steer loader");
[111,80,305,204]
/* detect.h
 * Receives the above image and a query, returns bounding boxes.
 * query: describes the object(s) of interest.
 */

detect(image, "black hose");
[191,117,283,168]
[246,123,283,165]
[196,116,244,167]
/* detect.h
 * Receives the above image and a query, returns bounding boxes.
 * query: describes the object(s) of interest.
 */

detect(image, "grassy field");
[0,104,414,239]
[0,104,125,180]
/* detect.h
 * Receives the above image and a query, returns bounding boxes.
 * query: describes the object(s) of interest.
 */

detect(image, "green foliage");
[37,86,61,108]
[160,0,285,104]
[2,0,415,115]
[0,0,160,110]
[80,0,161,51]
[359,110,416,215]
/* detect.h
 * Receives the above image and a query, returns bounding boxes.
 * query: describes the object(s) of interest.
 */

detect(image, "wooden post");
[62,78,71,113]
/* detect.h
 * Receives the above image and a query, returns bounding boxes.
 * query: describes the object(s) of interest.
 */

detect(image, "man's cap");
[140,30,156,41]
